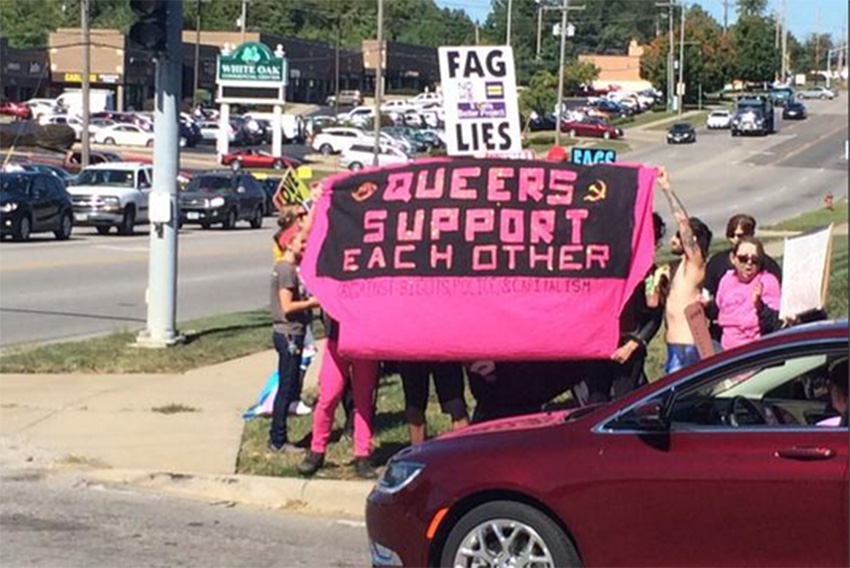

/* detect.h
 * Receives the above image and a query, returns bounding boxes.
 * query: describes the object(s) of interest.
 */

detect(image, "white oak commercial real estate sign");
[438,46,522,156]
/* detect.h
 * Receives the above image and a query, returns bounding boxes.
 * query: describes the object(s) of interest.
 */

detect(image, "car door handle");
[776,447,835,461]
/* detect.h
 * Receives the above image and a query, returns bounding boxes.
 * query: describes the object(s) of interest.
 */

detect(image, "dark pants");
[400,361,467,421]
[584,349,649,403]
[269,332,305,447]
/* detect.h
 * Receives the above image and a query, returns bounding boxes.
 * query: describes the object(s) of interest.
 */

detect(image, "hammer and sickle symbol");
[584,180,607,202]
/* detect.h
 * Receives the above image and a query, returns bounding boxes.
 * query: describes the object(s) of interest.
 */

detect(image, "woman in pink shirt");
[715,237,782,350]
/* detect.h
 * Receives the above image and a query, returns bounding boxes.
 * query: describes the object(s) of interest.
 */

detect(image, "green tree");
[0,0,62,48]
[518,69,557,120]
[731,14,779,83]
[736,0,769,17]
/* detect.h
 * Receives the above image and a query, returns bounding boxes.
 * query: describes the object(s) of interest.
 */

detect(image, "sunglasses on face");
[736,254,760,265]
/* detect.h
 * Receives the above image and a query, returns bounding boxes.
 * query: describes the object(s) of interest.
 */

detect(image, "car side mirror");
[632,400,668,431]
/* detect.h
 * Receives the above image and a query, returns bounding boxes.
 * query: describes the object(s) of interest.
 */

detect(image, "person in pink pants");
[298,324,379,479]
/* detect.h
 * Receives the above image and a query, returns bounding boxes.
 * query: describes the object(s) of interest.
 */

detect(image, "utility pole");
[475,22,480,45]
[722,0,730,33]
[554,0,585,147]
[537,6,543,59]
[656,2,675,112]
[814,7,820,74]
[141,1,183,348]
[193,0,202,107]
[678,0,685,115]
[81,0,90,168]
[240,0,247,43]
[506,0,513,47]
[373,0,384,167]
[781,0,788,82]
[334,5,341,118]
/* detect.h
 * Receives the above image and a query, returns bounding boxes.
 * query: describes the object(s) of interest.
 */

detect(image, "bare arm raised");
[656,168,705,271]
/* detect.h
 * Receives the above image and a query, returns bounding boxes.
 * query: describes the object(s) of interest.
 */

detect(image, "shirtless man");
[655,168,713,373]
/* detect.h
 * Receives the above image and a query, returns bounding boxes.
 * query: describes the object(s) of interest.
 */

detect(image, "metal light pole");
[677,1,685,115]
[536,6,543,59]
[554,0,569,147]
[140,1,183,348]
[334,5,341,118]
[240,0,247,43]
[373,0,384,166]
[506,0,513,47]
[656,2,674,112]
[81,0,90,168]
[192,0,202,107]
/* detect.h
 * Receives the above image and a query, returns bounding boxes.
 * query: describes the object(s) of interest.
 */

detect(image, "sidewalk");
[0,340,374,518]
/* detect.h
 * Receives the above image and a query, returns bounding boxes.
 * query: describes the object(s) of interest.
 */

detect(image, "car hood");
[67,184,139,196]
[436,408,588,440]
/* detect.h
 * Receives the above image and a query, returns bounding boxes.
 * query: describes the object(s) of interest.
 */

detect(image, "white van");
[55,89,115,115]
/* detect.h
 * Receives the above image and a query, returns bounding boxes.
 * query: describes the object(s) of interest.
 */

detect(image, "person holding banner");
[655,168,713,374]
[711,236,782,350]
[399,362,469,444]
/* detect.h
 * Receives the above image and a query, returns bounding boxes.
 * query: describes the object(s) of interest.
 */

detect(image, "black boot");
[298,451,325,476]
[354,457,377,480]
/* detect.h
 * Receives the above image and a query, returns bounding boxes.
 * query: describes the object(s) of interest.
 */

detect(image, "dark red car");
[219,149,298,171]
[561,118,623,140]
[0,100,32,120]
[366,321,849,567]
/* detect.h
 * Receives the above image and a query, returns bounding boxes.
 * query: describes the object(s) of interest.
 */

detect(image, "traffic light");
[128,0,167,54]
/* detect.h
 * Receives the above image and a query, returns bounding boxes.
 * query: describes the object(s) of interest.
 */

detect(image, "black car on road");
[667,122,697,144]
[1,172,74,241]
[178,171,265,230]
[782,101,807,120]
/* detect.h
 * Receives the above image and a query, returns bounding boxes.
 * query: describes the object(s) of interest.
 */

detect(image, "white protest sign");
[779,224,834,319]
[438,46,522,156]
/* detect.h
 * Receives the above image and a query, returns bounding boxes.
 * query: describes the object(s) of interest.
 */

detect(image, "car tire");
[54,212,73,240]
[349,161,363,171]
[96,225,111,235]
[230,161,241,171]
[320,143,333,156]
[200,222,211,230]
[146,139,154,148]
[222,208,237,230]
[249,206,263,229]
[104,137,115,145]
[117,205,136,236]
[440,501,581,568]
[13,215,31,242]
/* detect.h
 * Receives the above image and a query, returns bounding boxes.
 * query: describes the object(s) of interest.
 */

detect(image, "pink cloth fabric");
[310,338,379,457]
[716,270,781,350]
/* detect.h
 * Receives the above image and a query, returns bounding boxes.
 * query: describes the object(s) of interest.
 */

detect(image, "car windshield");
[74,169,135,187]
[710,111,728,117]
[185,176,231,193]
[0,174,31,195]
[671,124,691,131]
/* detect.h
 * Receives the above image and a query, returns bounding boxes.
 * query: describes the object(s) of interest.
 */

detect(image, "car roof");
[83,162,150,170]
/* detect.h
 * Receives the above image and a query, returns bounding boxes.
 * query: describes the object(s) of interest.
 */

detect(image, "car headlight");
[208,196,225,208]
[376,461,424,495]
[1,202,19,213]
[102,196,120,205]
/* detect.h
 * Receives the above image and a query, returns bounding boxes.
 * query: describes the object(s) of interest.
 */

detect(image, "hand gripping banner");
[300,158,657,361]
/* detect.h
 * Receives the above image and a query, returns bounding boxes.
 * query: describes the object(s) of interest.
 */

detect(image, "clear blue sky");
[435,0,849,40]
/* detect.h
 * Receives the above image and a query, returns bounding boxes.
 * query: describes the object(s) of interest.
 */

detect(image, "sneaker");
[288,400,313,416]
[298,451,325,476]
[354,457,377,480]
[268,442,305,455]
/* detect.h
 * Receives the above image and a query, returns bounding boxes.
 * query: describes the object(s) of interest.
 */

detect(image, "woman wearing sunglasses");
[713,236,782,350]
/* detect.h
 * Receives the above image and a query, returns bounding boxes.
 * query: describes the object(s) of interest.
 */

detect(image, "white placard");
[148,192,172,224]
[779,224,834,319]
[438,46,522,156]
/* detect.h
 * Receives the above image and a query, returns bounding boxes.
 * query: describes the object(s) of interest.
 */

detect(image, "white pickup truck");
[66,162,153,235]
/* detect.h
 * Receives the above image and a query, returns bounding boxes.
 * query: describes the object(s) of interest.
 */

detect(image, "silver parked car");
[796,86,836,100]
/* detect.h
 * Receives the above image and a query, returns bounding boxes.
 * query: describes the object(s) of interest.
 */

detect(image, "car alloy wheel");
[250,206,263,229]
[273,160,283,170]
[54,212,73,240]
[231,161,241,171]
[349,162,363,171]
[603,131,611,140]
[441,501,580,568]
[14,216,31,242]
[320,143,333,156]
[146,139,154,147]
[104,137,116,145]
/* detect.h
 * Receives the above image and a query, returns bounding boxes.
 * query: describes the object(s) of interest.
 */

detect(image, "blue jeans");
[665,343,700,374]
[269,332,305,447]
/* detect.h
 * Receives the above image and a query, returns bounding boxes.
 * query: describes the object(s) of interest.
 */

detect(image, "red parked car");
[0,100,32,120]
[219,149,299,171]
[367,320,849,567]
[561,117,623,140]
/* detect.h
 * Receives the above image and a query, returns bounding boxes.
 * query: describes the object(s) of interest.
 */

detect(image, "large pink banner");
[300,158,656,361]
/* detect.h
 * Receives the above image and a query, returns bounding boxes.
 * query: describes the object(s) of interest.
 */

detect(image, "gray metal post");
[554,0,568,147]
[240,0,247,43]
[677,1,685,115]
[536,7,543,59]
[506,0,513,47]
[193,0,202,107]
[373,0,384,167]
[139,0,183,348]
[81,0,90,168]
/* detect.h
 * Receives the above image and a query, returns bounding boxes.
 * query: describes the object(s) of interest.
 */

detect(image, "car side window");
[31,177,49,199]
[667,351,846,429]
[138,170,152,189]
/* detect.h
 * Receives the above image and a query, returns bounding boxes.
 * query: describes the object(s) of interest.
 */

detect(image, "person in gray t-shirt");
[268,227,319,453]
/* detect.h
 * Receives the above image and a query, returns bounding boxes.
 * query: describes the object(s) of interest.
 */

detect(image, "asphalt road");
[1,99,846,346]
[0,466,368,567]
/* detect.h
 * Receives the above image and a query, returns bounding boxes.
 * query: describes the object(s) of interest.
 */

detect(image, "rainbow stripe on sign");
[485,82,504,99]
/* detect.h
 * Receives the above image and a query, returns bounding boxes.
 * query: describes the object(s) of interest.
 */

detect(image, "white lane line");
[335,520,366,528]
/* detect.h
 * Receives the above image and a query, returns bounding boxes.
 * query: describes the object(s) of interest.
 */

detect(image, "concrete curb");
[80,467,374,519]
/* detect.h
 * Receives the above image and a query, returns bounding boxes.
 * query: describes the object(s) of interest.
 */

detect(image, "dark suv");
[178,171,265,230]
[1,172,74,241]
